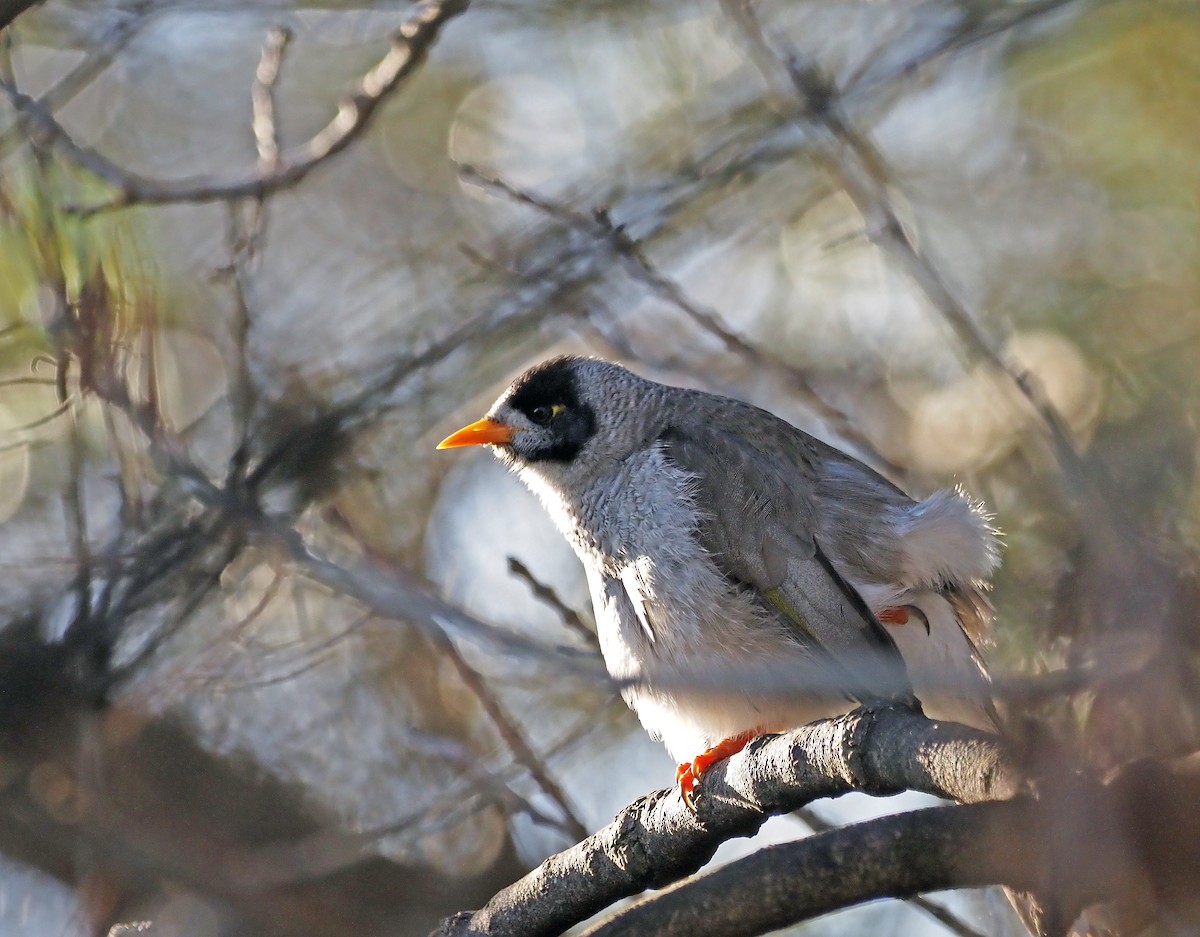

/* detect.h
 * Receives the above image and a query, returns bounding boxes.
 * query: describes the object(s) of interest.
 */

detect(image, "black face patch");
[507,357,597,462]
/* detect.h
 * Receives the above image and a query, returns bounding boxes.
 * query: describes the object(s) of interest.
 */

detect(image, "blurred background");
[1,0,1198,934]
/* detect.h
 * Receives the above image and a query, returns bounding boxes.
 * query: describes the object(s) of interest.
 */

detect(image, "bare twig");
[223,26,292,478]
[0,1,152,161]
[63,406,92,645]
[458,163,901,466]
[719,0,1091,479]
[221,612,372,693]
[507,556,594,644]
[843,0,1086,99]
[323,506,590,842]
[223,714,612,891]
[226,203,259,479]
[429,627,590,842]
[0,0,470,215]
[251,26,291,173]
[243,264,595,492]
[156,465,601,675]
[4,395,72,432]
[0,375,54,387]
[459,163,784,366]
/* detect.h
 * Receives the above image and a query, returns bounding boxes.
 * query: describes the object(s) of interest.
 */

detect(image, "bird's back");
[659,385,1000,730]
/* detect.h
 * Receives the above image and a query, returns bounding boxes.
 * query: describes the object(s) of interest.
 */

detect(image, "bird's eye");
[530,403,565,425]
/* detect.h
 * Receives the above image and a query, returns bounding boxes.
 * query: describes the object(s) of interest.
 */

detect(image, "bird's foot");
[676,730,759,812]
[877,604,930,634]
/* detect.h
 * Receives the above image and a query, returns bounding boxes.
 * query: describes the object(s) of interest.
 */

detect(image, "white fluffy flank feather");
[895,487,1000,588]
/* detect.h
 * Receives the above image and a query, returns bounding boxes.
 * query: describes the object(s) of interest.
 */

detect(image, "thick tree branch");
[580,801,1062,937]
[792,805,990,937]
[506,557,594,644]
[434,706,1021,937]
[588,751,1200,937]
[437,707,1200,937]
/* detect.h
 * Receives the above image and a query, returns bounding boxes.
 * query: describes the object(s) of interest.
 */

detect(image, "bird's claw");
[675,730,760,812]
[675,761,700,812]
[878,604,931,635]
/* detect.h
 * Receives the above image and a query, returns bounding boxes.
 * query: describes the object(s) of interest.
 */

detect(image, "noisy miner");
[438,356,1000,808]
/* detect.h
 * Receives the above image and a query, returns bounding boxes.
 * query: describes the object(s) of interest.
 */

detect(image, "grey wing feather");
[658,416,914,703]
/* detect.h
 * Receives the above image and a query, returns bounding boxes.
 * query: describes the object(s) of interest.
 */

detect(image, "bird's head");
[437,356,661,484]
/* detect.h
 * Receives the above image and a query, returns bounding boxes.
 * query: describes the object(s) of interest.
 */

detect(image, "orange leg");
[676,730,759,811]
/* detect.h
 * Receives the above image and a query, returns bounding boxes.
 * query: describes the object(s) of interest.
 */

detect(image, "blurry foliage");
[0,166,149,526]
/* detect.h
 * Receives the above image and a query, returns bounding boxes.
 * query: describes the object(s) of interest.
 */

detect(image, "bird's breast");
[522,448,714,644]
[520,447,693,564]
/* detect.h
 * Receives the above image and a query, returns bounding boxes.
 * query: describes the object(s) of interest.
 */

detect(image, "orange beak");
[436,417,515,449]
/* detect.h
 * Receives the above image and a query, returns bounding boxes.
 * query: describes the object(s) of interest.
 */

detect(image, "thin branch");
[460,162,794,369]
[858,0,1086,99]
[0,0,470,215]
[221,614,370,692]
[251,26,291,173]
[3,394,73,431]
[223,26,291,479]
[258,513,601,673]
[226,202,259,480]
[63,404,92,651]
[0,376,55,387]
[0,1,152,161]
[910,898,993,937]
[135,683,612,893]
[507,556,594,644]
[325,513,591,842]
[243,267,594,491]
[458,163,901,466]
[429,627,590,842]
[103,521,244,690]
[720,0,1094,483]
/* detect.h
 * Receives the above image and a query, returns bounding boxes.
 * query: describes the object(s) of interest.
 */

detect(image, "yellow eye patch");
[549,403,567,418]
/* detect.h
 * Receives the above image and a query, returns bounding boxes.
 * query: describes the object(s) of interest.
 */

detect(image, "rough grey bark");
[436,701,1200,937]
[581,801,1046,937]
[434,705,1024,937]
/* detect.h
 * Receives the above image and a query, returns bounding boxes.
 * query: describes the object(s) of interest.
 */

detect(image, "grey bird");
[438,356,1000,806]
